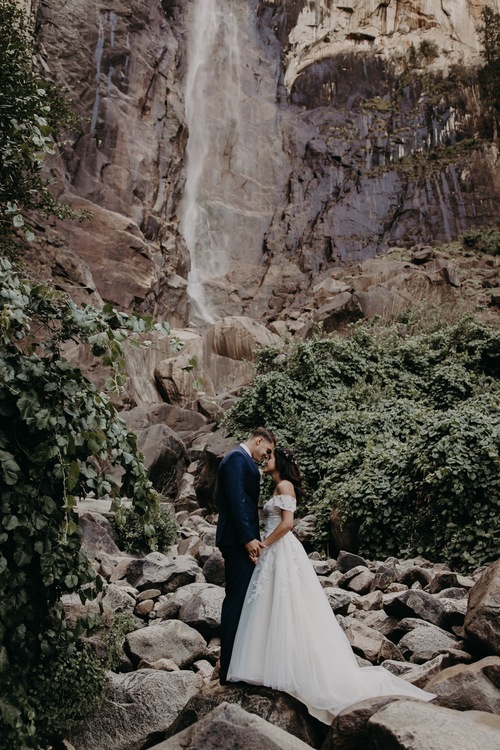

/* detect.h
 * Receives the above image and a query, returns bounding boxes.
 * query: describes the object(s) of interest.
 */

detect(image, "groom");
[216,426,276,684]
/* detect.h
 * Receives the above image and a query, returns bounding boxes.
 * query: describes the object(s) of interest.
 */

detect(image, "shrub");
[114,503,179,554]
[419,39,440,61]
[462,226,500,255]
[224,319,500,571]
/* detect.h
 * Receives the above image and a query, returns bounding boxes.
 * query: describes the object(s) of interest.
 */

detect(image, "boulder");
[69,670,202,750]
[178,584,225,637]
[126,620,207,668]
[79,512,121,558]
[101,584,137,614]
[202,550,226,586]
[336,551,368,574]
[381,655,447,689]
[397,624,460,664]
[343,621,404,665]
[322,696,411,750]
[324,588,352,616]
[384,590,447,629]
[137,423,187,491]
[367,699,500,750]
[464,559,500,656]
[163,682,326,748]
[134,553,202,594]
[203,316,280,362]
[150,702,313,750]
[427,571,460,594]
[426,656,500,714]
[371,563,399,593]
[155,582,210,620]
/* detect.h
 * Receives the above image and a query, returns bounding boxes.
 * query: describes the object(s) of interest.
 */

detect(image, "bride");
[226,446,436,723]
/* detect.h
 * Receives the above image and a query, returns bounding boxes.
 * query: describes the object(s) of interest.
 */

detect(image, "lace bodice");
[263,494,296,535]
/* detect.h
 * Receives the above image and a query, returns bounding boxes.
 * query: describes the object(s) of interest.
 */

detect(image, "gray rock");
[398,566,433,589]
[202,550,225,586]
[101,584,136,614]
[371,563,399,592]
[324,587,352,616]
[150,702,313,750]
[464,559,500,656]
[343,621,404,665]
[163,683,325,748]
[348,569,376,595]
[323,696,412,750]
[155,582,210,620]
[384,590,447,629]
[178,585,225,637]
[426,656,500,714]
[337,551,369,573]
[381,655,447,688]
[137,423,187,490]
[367,699,500,750]
[70,669,202,750]
[79,512,121,558]
[427,571,460,594]
[126,620,207,668]
[134,554,202,593]
[397,625,460,664]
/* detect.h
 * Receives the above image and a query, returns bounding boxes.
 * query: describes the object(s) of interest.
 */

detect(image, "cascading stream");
[180,0,287,326]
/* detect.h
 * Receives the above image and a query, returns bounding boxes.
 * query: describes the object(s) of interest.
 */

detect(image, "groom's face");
[251,438,275,463]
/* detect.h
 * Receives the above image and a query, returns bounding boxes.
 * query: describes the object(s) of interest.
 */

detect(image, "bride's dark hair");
[274,446,304,501]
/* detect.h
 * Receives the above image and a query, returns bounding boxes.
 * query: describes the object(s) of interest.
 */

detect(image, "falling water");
[90,15,105,132]
[180,0,286,325]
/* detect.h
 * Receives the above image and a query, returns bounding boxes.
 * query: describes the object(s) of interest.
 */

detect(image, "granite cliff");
[23,0,500,325]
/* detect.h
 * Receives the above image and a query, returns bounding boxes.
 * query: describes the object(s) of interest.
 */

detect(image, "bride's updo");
[274,446,304,501]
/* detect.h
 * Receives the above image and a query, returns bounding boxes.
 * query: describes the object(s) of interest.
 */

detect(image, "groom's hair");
[249,426,276,444]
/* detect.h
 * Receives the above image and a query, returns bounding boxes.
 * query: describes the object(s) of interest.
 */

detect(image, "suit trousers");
[219,544,255,674]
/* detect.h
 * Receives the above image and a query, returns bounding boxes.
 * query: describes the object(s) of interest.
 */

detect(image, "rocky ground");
[67,500,500,750]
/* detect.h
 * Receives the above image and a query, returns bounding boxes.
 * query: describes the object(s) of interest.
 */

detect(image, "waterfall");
[180,0,287,325]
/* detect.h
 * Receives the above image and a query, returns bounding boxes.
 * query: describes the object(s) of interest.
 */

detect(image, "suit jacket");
[215,445,261,547]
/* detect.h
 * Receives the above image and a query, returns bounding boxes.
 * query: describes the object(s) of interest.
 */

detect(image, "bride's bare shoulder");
[275,479,295,498]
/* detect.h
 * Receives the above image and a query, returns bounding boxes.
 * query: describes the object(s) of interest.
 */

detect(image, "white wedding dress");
[227,494,436,723]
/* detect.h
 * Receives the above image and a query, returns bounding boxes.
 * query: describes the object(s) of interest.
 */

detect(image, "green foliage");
[30,641,107,741]
[462,225,500,256]
[0,258,165,748]
[478,6,500,136]
[114,502,179,555]
[224,320,500,571]
[0,0,83,242]
[101,611,138,671]
[419,39,440,61]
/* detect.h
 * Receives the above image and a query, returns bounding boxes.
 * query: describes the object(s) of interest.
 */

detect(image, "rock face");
[29,0,500,326]
[464,559,500,655]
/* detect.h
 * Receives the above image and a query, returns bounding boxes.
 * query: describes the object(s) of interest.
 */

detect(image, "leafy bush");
[0,259,165,748]
[462,225,500,255]
[0,1,82,242]
[114,502,179,554]
[419,39,439,61]
[30,641,107,742]
[224,319,500,571]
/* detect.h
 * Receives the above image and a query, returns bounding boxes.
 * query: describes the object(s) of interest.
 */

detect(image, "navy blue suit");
[216,445,261,673]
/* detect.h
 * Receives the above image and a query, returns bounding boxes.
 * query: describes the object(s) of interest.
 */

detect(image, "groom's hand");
[245,539,265,562]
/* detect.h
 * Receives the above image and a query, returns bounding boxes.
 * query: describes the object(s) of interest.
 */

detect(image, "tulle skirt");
[227,531,436,723]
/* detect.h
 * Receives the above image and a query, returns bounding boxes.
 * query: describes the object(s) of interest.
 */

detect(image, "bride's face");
[263,450,276,474]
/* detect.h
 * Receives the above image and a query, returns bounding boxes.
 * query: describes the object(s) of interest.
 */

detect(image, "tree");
[478,6,500,139]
